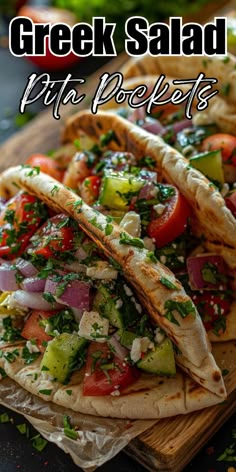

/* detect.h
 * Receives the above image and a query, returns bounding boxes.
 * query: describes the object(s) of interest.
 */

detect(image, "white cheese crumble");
[154,328,165,345]
[26,340,40,353]
[86,261,118,280]
[123,284,133,297]
[78,311,109,342]
[160,255,167,264]
[110,390,120,396]
[153,203,166,215]
[119,211,141,238]
[115,298,123,309]
[130,337,154,363]
[221,183,229,198]
[143,236,155,251]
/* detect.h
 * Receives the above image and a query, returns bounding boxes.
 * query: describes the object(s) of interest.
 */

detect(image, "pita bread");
[0,344,224,419]
[62,110,236,249]
[0,165,226,400]
[61,110,236,343]
[122,54,236,106]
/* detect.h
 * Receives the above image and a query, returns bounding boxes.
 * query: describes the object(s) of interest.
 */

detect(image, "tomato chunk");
[0,193,46,260]
[192,292,231,334]
[21,310,57,352]
[201,133,236,166]
[147,187,191,248]
[26,154,64,182]
[80,176,101,205]
[33,214,75,259]
[83,342,140,396]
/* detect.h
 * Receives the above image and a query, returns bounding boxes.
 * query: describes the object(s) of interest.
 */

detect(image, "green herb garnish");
[119,232,144,248]
[160,277,178,290]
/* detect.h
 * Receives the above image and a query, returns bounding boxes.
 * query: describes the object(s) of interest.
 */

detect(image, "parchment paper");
[0,377,156,470]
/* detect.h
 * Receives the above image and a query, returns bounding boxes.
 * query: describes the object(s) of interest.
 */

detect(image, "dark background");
[0,3,236,472]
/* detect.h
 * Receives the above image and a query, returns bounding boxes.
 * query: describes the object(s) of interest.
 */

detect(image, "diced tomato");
[80,176,101,205]
[0,193,46,260]
[21,310,57,352]
[147,187,191,248]
[201,133,236,166]
[191,292,231,333]
[18,6,79,70]
[26,154,64,182]
[33,214,75,259]
[83,342,140,396]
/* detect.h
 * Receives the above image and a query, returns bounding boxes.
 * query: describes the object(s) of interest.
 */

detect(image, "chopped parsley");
[164,300,196,325]
[160,277,178,290]
[21,165,40,177]
[139,156,156,169]
[38,389,52,396]
[119,232,144,248]
[0,412,10,423]
[22,346,40,365]
[100,130,117,147]
[0,367,7,379]
[89,216,103,231]
[66,389,72,396]
[1,317,22,343]
[221,369,229,377]
[201,262,227,286]
[105,223,113,236]
[43,292,57,304]
[31,434,48,452]
[63,415,78,440]
[217,443,236,462]
[221,83,230,96]
[50,185,60,196]
[146,251,158,263]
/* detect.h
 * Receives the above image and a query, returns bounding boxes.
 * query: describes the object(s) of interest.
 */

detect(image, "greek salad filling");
[27,125,234,337]
[0,193,177,395]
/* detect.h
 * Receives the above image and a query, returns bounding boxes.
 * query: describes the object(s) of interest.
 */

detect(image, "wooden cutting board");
[0,34,236,472]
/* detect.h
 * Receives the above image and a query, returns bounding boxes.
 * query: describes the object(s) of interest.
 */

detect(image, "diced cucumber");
[93,281,141,329]
[189,150,224,184]
[99,172,145,210]
[118,330,137,348]
[137,338,176,375]
[40,333,87,384]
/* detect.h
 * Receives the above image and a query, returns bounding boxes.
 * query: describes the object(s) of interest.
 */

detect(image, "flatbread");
[61,110,236,343]
[0,346,224,419]
[122,54,236,106]
[0,165,226,400]
[62,110,236,249]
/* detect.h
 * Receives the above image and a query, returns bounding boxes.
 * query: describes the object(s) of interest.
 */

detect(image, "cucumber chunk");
[189,150,224,185]
[137,338,176,375]
[118,330,137,348]
[40,333,87,384]
[93,281,141,329]
[99,172,145,210]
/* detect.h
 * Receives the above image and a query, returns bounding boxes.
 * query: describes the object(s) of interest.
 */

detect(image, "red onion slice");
[22,277,46,292]
[128,107,146,123]
[15,258,38,277]
[187,254,227,291]
[138,182,157,200]
[45,276,90,310]
[108,335,129,360]
[141,117,165,135]
[0,265,19,291]
[12,290,63,311]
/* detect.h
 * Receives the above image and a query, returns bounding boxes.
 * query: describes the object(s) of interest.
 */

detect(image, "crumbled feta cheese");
[78,311,109,342]
[160,255,167,264]
[86,261,118,280]
[115,298,123,309]
[143,237,155,251]
[130,337,154,363]
[153,203,166,215]
[221,183,229,198]
[154,328,165,344]
[123,284,133,296]
[119,211,141,238]
[26,340,40,353]
[110,389,120,396]
[177,256,184,263]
